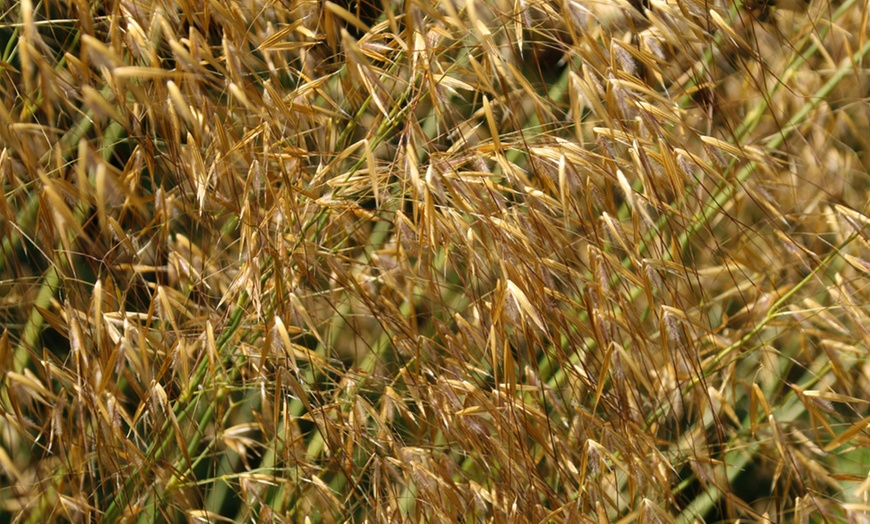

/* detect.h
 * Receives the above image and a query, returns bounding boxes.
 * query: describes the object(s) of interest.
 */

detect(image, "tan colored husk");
[2,0,870,521]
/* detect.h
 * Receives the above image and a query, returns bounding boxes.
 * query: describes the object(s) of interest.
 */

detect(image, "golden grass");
[1,0,870,521]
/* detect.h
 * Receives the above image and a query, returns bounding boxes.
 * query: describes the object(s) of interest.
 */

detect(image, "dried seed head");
[585,440,603,475]
[703,141,728,172]
[395,211,419,252]
[566,0,591,32]
[641,32,666,62]
[676,152,696,180]
[613,43,637,77]
[643,260,664,293]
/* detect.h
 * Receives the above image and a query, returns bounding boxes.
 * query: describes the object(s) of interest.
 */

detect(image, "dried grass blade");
[325,1,371,34]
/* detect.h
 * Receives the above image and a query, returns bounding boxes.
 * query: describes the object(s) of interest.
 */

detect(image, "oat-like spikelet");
[3,0,870,520]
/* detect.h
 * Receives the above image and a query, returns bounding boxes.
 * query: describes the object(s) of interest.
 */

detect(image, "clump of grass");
[1,0,870,521]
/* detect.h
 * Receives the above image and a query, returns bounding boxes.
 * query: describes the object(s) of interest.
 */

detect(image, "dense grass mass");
[1,0,870,521]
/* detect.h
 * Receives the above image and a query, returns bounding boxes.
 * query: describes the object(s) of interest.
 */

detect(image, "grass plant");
[2,0,870,521]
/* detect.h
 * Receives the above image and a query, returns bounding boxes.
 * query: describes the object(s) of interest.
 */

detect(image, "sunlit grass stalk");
[102,294,249,521]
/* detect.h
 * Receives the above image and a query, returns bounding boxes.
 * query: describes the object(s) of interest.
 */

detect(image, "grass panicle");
[1,0,870,521]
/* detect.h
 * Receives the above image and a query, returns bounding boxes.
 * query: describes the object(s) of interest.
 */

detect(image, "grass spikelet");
[3,0,870,520]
